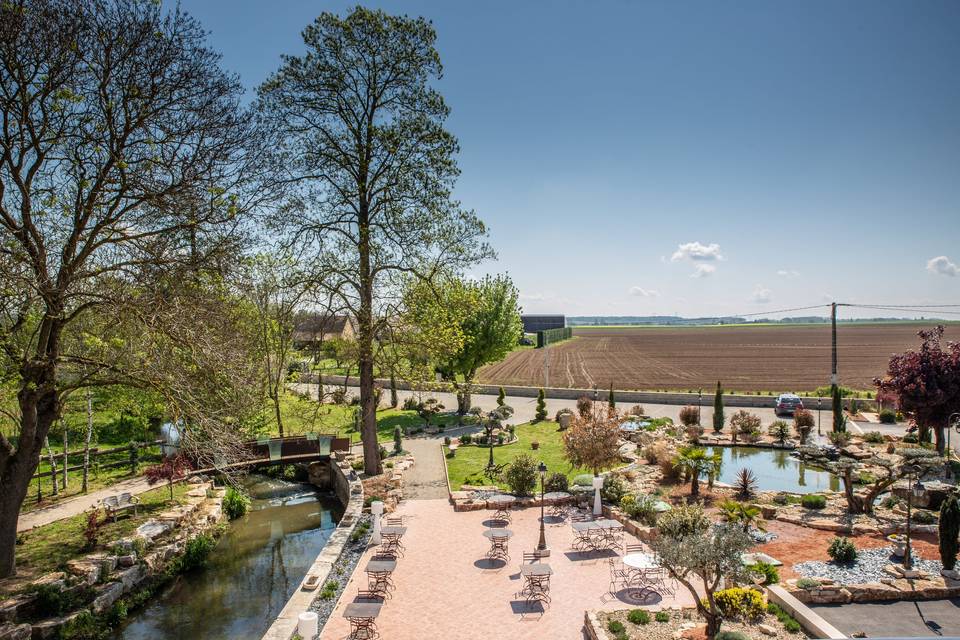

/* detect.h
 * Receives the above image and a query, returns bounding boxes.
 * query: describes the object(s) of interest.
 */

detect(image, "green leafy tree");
[713,381,725,433]
[563,402,621,477]
[259,7,492,476]
[0,0,259,577]
[672,446,722,498]
[650,503,754,640]
[433,275,522,414]
[535,389,547,421]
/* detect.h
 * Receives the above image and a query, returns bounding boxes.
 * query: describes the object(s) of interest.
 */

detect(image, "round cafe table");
[543,491,571,518]
[623,552,658,570]
[623,552,661,601]
[487,494,516,524]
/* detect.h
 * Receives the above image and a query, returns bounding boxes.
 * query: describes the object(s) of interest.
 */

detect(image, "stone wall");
[0,479,224,640]
[785,570,960,605]
[260,456,363,640]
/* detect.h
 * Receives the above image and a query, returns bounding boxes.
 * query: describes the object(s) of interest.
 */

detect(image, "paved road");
[291,382,819,430]
[17,475,155,533]
[811,599,960,637]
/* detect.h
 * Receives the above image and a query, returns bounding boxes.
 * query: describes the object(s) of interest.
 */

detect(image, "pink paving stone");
[321,499,695,640]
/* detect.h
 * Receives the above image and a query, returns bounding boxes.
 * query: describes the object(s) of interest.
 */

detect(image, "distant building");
[292,314,355,349]
[521,314,565,333]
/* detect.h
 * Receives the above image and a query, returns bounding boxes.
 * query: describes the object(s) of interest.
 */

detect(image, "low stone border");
[260,459,363,640]
[765,585,846,639]
[784,571,960,605]
[774,513,937,536]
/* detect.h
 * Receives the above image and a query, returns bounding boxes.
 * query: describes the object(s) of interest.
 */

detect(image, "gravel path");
[401,436,450,500]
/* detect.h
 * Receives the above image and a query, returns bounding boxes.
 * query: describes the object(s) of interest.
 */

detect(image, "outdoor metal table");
[487,494,516,524]
[380,525,407,557]
[543,491,571,518]
[365,559,397,597]
[571,519,623,551]
[482,527,513,562]
[623,552,672,597]
[343,601,382,640]
[519,562,553,604]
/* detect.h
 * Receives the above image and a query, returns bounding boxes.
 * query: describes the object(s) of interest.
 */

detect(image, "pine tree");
[497,387,506,407]
[940,493,960,571]
[713,381,725,433]
[608,382,615,410]
[535,388,547,421]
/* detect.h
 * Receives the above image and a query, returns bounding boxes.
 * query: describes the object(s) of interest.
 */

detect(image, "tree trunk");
[272,392,284,438]
[691,473,700,497]
[704,612,722,640]
[82,389,93,493]
[358,210,382,477]
[62,428,68,489]
[933,424,945,455]
[317,371,324,404]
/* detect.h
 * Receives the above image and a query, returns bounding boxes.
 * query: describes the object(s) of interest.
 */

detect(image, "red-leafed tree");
[145,455,194,501]
[875,326,960,454]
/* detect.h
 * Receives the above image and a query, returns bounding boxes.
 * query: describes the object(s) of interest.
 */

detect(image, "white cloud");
[751,285,772,304]
[690,264,716,278]
[776,269,800,278]
[519,292,545,302]
[671,241,723,262]
[629,286,661,297]
[926,255,958,277]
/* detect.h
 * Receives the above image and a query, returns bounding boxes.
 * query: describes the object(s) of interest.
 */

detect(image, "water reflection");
[709,447,839,494]
[115,475,342,640]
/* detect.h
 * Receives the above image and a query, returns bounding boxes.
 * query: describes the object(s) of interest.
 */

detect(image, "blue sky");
[182,0,960,318]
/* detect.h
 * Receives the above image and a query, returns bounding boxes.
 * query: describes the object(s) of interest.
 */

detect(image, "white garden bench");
[101,492,140,522]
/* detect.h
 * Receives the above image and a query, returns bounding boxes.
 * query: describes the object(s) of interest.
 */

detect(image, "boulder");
[135,520,173,541]
[758,624,777,636]
[65,559,100,585]
[849,582,901,602]
[31,610,88,640]
[91,582,124,614]
[117,565,147,593]
[0,624,31,640]
[0,596,34,625]
[116,555,136,568]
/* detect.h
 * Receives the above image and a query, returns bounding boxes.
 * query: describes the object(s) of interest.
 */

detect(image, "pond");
[114,474,343,640]
[709,446,840,494]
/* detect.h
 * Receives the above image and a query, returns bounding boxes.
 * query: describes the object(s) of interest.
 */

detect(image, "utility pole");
[831,302,838,388]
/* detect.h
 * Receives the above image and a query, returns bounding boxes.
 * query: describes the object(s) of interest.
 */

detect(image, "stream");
[113,474,342,640]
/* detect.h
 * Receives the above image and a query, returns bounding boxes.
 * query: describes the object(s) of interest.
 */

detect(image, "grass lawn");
[14,483,192,581]
[445,420,591,491]
[20,456,161,514]
[271,391,470,444]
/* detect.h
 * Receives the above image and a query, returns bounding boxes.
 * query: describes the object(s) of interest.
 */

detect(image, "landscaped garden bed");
[590,605,805,640]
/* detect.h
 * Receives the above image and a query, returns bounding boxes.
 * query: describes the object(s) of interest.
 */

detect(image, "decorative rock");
[135,520,173,540]
[0,596,33,625]
[91,582,124,614]
[31,610,87,640]
[758,624,777,636]
[117,565,146,593]
[0,623,31,640]
[31,572,66,591]
[117,555,136,568]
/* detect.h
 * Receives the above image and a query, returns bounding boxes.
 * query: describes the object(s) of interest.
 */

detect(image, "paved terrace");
[320,498,695,640]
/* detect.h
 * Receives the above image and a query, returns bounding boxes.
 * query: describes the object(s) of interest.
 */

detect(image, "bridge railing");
[247,434,351,462]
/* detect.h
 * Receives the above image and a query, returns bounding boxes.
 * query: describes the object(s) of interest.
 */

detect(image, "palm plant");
[672,446,722,498]
[720,499,766,532]
[733,468,758,499]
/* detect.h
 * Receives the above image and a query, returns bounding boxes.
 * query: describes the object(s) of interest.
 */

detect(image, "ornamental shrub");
[801,494,826,509]
[535,388,547,421]
[679,405,700,427]
[178,534,216,572]
[795,578,820,589]
[576,395,593,417]
[709,586,765,622]
[862,431,885,443]
[716,633,749,640]
[504,453,538,496]
[223,487,250,520]
[627,609,651,625]
[607,620,625,634]
[878,409,897,424]
[713,381,725,433]
[544,472,569,492]
[601,474,627,504]
[748,560,780,585]
[393,425,403,454]
[828,430,851,447]
[497,386,506,406]
[573,473,593,487]
[768,420,791,445]
[655,611,670,623]
[827,536,857,563]
[619,493,658,526]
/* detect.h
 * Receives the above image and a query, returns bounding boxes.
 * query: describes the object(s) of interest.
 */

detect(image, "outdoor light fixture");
[537,461,548,551]
[912,478,925,498]
[904,469,924,571]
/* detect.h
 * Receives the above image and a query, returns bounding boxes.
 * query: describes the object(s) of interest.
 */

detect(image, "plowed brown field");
[476,323,959,392]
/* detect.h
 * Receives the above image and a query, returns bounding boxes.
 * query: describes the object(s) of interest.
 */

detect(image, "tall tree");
[243,252,310,437]
[0,0,256,577]
[875,326,960,454]
[433,275,522,413]
[259,7,491,475]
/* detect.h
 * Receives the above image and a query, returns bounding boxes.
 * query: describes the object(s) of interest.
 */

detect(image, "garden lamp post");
[537,461,547,551]
[904,470,924,571]
[817,397,822,436]
[948,412,960,475]
[486,421,495,469]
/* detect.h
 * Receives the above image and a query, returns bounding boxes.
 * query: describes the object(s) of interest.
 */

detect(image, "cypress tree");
[497,386,506,407]
[940,493,960,571]
[713,381,724,433]
[608,382,615,410]
[393,425,403,455]
[832,384,845,432]
[535,388,547,421]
